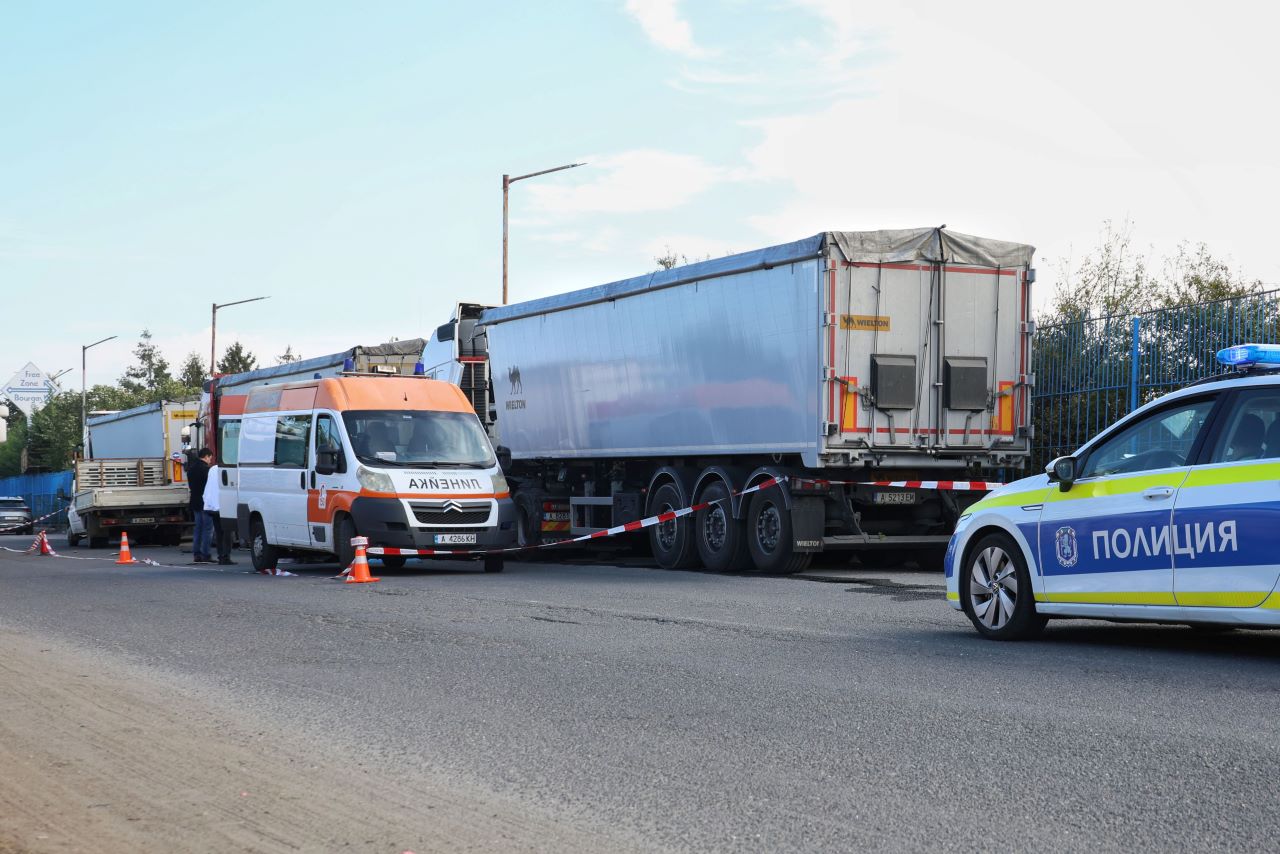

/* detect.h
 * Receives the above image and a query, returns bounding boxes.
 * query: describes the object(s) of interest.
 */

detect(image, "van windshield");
[342,410,495,468]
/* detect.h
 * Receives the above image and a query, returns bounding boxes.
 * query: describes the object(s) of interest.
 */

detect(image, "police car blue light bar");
[1216,343,1280,367]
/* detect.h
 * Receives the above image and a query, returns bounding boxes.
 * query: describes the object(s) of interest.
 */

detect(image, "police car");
[947,343,1280,639]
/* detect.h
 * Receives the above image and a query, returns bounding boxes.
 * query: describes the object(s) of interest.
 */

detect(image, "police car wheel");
[961,533,1046,640]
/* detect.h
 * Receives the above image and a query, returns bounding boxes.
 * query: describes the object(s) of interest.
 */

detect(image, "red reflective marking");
[623,520,644,531]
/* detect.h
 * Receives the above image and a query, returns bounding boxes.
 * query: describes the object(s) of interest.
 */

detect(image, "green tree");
[217,341,258,375]
[177,352,207,391]
[0,409,27,477]
[119,329,173,400]
[276,345,301,365]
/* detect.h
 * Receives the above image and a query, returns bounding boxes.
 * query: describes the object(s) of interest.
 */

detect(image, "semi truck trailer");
[426,226,1035,573]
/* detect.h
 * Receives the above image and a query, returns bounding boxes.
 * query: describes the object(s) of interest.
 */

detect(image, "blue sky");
[3,1,1277,388]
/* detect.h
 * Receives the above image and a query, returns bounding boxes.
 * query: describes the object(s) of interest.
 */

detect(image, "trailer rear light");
[790,478,831,494]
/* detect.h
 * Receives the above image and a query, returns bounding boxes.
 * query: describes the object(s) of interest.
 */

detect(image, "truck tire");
[66,531,82,548]
[648,482,699,570]
[515,492,543,549]
[745,487,812,575]
[250,517,279,573]
[695,480,749,572]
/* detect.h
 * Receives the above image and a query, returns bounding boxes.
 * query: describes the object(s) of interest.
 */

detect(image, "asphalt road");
[2,533,1279,852]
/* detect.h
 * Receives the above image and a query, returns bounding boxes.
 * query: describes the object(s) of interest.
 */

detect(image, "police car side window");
[1207,391,1280,464]
[1080,398,1216,479]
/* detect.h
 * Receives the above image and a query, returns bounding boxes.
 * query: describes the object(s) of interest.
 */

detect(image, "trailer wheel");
[648,482,699,570]
[250,517,279,573]
[745,487,812,575]
[695,481,749,572]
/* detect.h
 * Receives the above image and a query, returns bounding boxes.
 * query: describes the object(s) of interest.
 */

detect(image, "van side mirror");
[1045,456,1077,492]
[496,445,512,471]
[316,447,344,476]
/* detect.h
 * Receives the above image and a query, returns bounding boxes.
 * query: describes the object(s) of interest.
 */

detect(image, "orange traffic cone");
[116,531,138,564]
[37,531,57,556]
[344,536,380,584]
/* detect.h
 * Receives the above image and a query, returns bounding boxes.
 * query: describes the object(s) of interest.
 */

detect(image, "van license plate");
[873,492,915,505]
[434,533,478,545]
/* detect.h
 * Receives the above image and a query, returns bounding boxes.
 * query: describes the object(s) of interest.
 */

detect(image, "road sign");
[3,363,56,418]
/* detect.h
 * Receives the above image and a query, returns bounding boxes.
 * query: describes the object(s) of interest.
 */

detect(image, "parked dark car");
[0,496,34,535]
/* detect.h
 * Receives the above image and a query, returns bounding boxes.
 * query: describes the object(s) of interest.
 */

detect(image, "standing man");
[188,448,212,564]
[202,457,234,565]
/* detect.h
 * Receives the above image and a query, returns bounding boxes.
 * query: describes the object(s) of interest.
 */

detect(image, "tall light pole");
[211,297,269,377]
[82,335,118,456]
[502,162,585,305]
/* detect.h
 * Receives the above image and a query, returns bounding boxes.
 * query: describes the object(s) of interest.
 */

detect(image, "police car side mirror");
[1046,456,1077,492]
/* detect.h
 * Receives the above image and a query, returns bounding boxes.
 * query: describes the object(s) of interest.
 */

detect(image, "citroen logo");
[442,500,464,513]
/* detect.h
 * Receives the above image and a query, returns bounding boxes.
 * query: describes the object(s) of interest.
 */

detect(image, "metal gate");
[1032,290,1280,470]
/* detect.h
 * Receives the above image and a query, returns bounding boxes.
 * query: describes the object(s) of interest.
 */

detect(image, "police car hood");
[988,472,1050,499]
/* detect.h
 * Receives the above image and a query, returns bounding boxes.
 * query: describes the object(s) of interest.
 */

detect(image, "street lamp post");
[211,297,269,377]
[502,162,585,305]
[82,335,118,456]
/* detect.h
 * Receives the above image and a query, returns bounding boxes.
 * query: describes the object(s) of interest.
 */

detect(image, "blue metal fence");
[0,470,73,529]
[1032,289,1280,469]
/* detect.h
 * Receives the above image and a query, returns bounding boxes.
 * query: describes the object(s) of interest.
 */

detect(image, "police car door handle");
[1142,486,1175,500]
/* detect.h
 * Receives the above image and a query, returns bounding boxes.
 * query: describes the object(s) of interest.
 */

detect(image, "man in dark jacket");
[187,448,212,563]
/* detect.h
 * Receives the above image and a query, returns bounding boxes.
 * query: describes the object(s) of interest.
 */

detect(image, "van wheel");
[380,555,407,569]
[250,517,279,573]
[66,532,81,548]
[745,486,810,574]
[334,516,357,568]
[961,533,1046,640]
[647,482,699,570]
[695,481,749,572]
[483,555,504,573]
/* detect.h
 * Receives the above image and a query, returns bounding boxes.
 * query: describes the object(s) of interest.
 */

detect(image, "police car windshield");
[342,410,495,469]
[0,498,26,509]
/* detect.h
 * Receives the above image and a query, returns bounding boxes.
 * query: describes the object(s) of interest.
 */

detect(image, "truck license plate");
[434,533,478,545]
[132,517,156,524]
[873,492,915,506]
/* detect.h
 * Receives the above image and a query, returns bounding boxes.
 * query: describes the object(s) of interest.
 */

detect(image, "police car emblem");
[1055,526,1078,568]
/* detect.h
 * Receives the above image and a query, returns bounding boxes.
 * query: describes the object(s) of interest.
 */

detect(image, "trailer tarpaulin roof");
[827,228,1035,268]
[482,228,1034,325]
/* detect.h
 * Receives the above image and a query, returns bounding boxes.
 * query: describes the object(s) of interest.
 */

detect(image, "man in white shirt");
[201,461,235,565]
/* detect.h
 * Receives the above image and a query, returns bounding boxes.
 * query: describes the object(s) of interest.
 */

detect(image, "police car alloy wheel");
[961,532,1047,640]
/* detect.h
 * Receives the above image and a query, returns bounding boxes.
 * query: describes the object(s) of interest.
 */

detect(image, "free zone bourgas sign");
[3,363,55,417]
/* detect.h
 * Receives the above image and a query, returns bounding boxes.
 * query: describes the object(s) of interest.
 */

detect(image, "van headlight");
[357,466,395,493]
[491,472,509,496]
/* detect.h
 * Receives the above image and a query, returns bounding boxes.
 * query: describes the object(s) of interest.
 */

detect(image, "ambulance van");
[233,375,515,572]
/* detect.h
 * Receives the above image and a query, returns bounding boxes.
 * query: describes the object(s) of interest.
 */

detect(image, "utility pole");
[502,162,585,305]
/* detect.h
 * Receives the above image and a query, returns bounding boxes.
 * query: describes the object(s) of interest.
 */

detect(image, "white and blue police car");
[947,343,1280,639]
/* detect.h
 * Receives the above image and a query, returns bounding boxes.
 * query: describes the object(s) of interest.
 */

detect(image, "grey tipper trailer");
[424,227,1035,574]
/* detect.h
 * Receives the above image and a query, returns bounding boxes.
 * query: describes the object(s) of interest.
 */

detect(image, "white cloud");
[624,0,710,57]
[524,149,723,215]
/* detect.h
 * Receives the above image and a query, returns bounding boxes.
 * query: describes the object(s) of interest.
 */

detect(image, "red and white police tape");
[358,476,1003,560]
